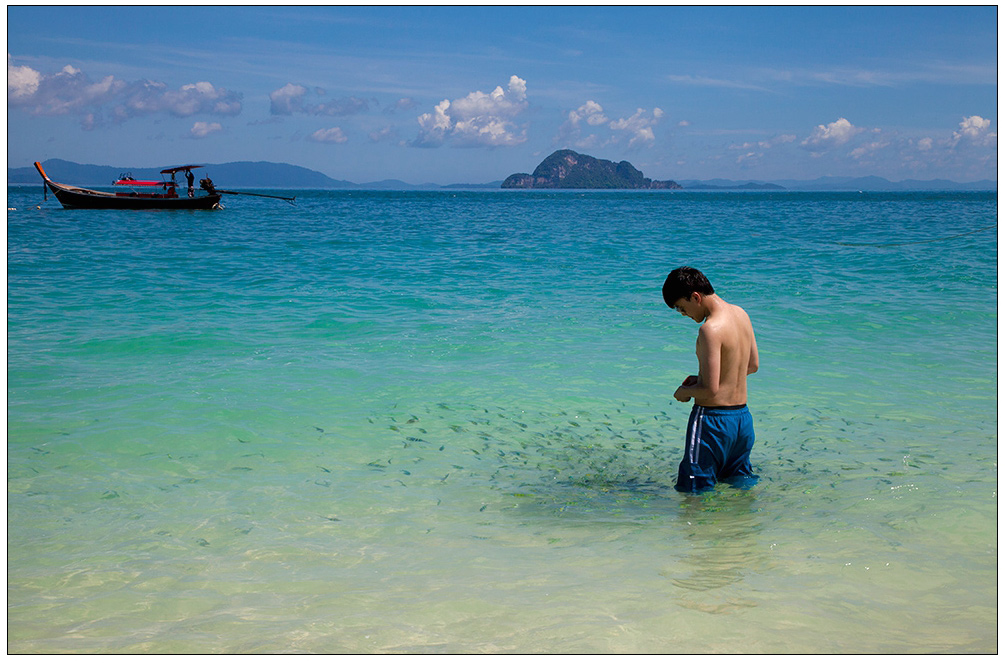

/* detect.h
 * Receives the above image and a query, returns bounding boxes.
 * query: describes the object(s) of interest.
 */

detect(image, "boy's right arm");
[742,307,759,375]
[747,334,759,375]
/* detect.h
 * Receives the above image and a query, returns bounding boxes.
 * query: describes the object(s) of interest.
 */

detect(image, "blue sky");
[7,6,998,184]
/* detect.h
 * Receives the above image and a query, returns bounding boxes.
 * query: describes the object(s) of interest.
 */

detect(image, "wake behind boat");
[33,162,296,210]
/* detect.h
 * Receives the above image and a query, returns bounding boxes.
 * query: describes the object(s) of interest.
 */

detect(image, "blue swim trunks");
[675,404,757,493]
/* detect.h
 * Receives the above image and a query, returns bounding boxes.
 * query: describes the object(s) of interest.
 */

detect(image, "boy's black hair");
[662,266,714,308]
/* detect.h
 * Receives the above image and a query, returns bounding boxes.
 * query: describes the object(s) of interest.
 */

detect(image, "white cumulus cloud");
[155,81,241,117]
[802,118,863,148]
[554,101,665,149]
[190,121,222,138]
[269,83,369,117]
[309,127,348,144]
[729,134,797,151]
[849,140,890,160]
[8,54,41,99]
[957,115,990,138]
[609,107,664,147]
[570,100,608,127]
[7,55,242,127]
[269,83,307,115]
[553,100,609,148]
[414,75,529,147]
[952,115,996,146]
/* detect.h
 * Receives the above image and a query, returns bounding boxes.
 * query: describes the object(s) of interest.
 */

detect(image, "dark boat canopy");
[160,165,205,174]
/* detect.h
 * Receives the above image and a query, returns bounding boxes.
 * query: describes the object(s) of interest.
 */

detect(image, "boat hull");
[46,181,222,210]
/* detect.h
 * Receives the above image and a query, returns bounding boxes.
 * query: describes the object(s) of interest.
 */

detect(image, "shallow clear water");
[8,188,997,653]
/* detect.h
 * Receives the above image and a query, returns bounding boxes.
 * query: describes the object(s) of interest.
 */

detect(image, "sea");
[7,186,998,654]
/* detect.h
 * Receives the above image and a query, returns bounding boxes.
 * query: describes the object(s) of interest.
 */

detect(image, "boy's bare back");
[691,299,758,407]
[669,291,759,407]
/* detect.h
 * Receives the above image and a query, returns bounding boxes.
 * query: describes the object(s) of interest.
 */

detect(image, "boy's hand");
[674,375,698,402]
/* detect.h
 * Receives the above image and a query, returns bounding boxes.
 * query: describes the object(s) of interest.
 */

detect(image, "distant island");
[7,158,995,191]
[684,181,785,191]
[502,150,682,189]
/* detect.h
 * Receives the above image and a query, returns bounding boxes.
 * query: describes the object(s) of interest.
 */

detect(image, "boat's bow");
[34,160,53,177]
[34,161,55,188]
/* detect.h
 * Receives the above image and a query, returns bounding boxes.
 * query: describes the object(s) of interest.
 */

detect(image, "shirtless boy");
[662,267,760,492]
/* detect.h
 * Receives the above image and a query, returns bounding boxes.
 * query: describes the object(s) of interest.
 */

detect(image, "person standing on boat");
[186,170,195,198]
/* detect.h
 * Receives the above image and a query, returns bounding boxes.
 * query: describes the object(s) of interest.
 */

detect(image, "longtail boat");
[33,162,296,210]
[34,161,223,210]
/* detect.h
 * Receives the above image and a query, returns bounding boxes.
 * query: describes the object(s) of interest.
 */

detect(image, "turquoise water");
[7,188,997,653]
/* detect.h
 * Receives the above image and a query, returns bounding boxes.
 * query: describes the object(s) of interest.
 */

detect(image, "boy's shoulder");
[702,302,751,334]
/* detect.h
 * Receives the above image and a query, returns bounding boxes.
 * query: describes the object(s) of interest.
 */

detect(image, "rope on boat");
[835,224,997,247]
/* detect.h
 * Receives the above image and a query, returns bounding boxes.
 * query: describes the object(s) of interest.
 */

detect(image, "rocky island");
[502,149,682,189]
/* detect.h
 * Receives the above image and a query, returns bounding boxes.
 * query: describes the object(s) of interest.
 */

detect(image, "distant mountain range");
[678,176,997,191]
[7,158,995,191]
[9,159,502,191]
